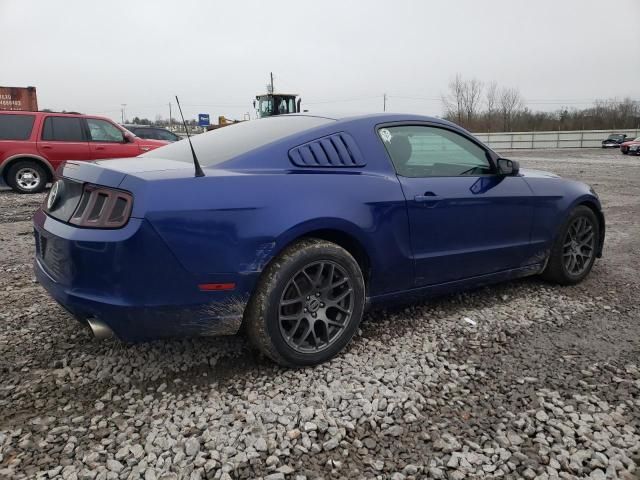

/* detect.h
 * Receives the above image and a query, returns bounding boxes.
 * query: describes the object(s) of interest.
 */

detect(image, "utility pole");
[383,93,387,112]
[169,102,172,130]
[121,104,127,123]
[270,72,275,94]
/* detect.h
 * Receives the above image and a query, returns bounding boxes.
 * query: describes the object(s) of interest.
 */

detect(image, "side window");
[379,125,492,177]
[41,116,85,142]
[155,129,178,141]
[0,114,35,140]
[86,119,124,142]
[133,129,152,139]
[149,129,164,140]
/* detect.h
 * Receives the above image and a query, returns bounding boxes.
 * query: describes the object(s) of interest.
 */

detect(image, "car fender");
[0,153,55,179]
[523,175,604,260]
[268,216,374,269]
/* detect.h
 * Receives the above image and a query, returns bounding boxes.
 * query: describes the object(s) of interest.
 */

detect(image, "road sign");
[198,113,210,127]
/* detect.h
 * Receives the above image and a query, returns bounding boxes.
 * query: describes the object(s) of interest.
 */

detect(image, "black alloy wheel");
[542,205,600,285]
[245,239,365,367]
[278,261,354,354]
[562,216,596,277]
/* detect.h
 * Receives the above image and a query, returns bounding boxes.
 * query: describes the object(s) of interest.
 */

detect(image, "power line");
[304,95,384,105]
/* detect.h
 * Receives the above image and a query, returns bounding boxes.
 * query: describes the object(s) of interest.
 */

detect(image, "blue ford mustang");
[33,114,605,366]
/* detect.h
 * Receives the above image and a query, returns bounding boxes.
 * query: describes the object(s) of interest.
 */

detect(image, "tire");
[542,205,599,285]
[6,160,48,194]
[245,238,365,367]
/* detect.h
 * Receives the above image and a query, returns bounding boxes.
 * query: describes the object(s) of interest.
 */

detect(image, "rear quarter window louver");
[289,132,365,168]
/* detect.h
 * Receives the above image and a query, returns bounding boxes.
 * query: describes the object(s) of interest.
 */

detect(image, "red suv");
[0,111,168,193]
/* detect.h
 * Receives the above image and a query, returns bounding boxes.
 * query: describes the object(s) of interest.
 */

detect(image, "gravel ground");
[0,148,639,480]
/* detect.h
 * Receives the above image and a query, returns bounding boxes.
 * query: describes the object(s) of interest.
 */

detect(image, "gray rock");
[185,437,200,457]
[106,460,124,473]
[536,410,549,422]
[323,437,340,451]
[433,433,461,452]
[264,474,285,480]
[277,465,295,474]
[144,469,157,480]
[428,467,444,478]
[254,437,268,452]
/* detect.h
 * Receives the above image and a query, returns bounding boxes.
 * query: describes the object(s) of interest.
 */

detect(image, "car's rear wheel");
[245,239,365,367]
[542,205,599,285]
[6,160,48,194]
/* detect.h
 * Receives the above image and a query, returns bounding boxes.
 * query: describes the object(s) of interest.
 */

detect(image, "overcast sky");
[1,0,639,123]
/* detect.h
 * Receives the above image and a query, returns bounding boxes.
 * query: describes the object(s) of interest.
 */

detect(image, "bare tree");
[443,79,638,132]
[485,81,498,131]
[461,78,483,126]
[499,87,524,131]
[441,74,465,125]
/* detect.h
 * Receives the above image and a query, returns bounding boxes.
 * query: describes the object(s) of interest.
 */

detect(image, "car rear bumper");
[33,209,256,341]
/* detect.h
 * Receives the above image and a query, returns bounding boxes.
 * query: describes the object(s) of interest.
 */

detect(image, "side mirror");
[497,158,520,176]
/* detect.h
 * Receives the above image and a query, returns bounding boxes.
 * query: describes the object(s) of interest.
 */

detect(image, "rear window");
[42,116,85,142]
[143,115,333,166]
[0,114,35,140]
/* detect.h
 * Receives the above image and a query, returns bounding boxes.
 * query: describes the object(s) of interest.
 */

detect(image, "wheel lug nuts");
[320,303,325,307]
[306,296,310,300]
[303,308,308,312]
[312,313,316,318]
[316,292,320,297]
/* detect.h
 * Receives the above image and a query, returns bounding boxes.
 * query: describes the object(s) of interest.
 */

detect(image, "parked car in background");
[601,133,631,148]
[33,113,605,367]
[627,143,640,156]
[0,111,168,193]
[620,137,640,154]
[123,124,182,142]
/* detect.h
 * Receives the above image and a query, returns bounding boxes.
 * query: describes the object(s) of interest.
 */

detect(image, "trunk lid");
[59,157,194,187]
[47,158,197,224]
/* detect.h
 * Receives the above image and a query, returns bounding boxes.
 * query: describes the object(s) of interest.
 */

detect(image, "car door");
[378,124,535,286]
[85,118,141,159]
[37,116,91,169]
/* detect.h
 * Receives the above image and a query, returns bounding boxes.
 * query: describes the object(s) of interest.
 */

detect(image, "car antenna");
[175,95,205,177]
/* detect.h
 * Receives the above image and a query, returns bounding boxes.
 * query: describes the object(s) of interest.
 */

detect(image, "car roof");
[282,112,469,134]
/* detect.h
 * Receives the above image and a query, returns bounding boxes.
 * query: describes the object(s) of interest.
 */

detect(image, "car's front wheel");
[542,205,599,285]
[245,239,365,367]
[6,160,48,194]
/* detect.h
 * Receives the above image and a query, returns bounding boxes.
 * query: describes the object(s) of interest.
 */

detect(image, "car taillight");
[69,184,133,229]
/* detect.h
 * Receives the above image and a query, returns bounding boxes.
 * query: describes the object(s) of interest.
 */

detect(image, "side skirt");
[366,263,544,308]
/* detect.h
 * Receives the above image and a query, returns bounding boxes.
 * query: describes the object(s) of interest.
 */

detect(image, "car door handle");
[414,192,440,202]
[41,145,52,149]
[96,146,105,150]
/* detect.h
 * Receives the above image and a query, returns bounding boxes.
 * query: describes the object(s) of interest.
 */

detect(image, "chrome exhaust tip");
[87,318,114,340]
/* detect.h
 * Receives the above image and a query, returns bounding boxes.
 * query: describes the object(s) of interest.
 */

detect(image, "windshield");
[142,115,333,166]
[608,134,623,140]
